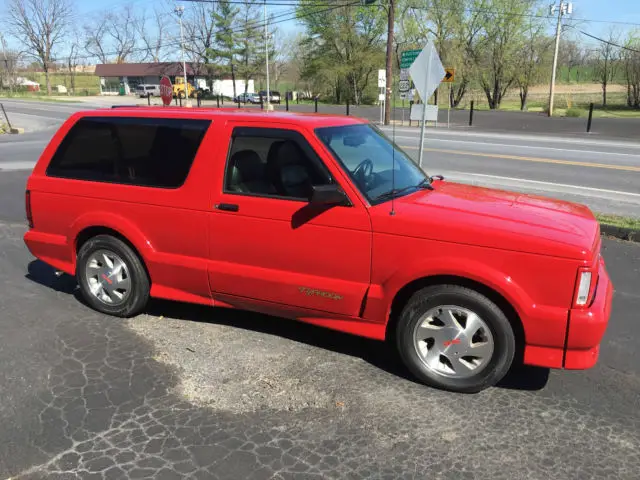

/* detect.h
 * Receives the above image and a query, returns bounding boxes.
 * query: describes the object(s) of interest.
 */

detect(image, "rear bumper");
[563,258,613,369]
[523,258,613,370]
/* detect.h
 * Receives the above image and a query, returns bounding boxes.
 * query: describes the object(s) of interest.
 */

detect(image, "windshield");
[315,124,428,204]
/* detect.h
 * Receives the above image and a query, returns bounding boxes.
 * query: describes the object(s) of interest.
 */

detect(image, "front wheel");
[76,235,150,318]
[396,285,515,393]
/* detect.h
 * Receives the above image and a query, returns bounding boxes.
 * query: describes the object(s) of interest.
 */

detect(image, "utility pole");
[548,2,572,117]
[264,0,271,110]
[384,0,395,125]
[175,5,191,107]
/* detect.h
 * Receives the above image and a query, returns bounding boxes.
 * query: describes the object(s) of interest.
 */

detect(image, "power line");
[572,28,640,54]
[51,0,361,63]
[408,5,640,28]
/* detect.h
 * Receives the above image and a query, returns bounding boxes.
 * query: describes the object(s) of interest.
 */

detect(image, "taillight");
[25,190,33,228]
[574,266,597,308]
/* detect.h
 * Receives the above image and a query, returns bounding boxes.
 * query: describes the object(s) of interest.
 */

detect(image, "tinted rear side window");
[47,117,211,188]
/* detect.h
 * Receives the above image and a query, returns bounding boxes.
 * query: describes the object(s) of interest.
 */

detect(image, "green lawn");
[596,213,640,230]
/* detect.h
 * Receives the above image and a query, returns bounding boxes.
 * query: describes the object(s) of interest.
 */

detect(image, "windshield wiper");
[373,178,433,202]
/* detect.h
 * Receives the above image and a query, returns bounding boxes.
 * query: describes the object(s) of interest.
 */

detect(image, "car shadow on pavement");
[25,259,550,393]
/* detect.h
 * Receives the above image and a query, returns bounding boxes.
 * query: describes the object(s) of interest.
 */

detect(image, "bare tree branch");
[6,0,73,95]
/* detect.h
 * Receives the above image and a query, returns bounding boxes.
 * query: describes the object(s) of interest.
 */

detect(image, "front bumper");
[563,257,613,369]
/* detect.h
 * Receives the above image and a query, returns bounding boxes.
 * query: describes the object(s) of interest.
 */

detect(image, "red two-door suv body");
[24,108,613,392]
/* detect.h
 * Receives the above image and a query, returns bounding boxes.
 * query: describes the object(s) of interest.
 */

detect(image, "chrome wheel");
[413,305,494,379]
[84,249,131,306]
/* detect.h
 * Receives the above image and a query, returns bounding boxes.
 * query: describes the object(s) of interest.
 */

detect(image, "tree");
[208,1,240,98]
[137,8,167,62]
[181,2,218,90]
[622,31,640,108]
[105,6,138,63]
[0,33,21,93]
[6,0,73,95]
[235,0,262,94]
[595,29,621,107]
[475,0,534,109]
[516,18,551,110]
[297,2,386,104]
[83,17,110,64]
[67,32,81,94]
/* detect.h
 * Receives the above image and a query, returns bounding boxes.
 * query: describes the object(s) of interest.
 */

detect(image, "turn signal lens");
[576,271,592,306]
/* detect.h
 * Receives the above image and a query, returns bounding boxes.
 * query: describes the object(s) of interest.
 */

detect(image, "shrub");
[565,107,583,117]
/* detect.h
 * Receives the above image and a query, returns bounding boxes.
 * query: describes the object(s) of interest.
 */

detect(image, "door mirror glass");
[309,184,348,206]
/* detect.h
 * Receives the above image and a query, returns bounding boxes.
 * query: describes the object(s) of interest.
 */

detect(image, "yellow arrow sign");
[442,68,455,83]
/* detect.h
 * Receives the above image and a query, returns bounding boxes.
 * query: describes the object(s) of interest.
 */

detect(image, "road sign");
[398,80,410,92]
[443,68,455,83]
[400,49,421,69]
[378,69,386,88]
[409,42,445,103]
[160,76,173,106]
[408,41,445,168]
[399,68,409,81]
[410,104,438,122]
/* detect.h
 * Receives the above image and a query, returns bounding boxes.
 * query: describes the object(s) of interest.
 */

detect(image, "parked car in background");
[234,92,259,104]
[136,85,160,97]
[258,90,281,104]
[24,108,613,394]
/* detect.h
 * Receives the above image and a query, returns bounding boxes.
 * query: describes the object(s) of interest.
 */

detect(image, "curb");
[600,224,640,243]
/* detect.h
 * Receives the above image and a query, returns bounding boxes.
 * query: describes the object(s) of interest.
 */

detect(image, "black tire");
[396,285,515,393]
[76,235,150,318]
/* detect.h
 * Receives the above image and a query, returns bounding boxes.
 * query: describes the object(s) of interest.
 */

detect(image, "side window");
[47,117,211,188]
[224,127,332,200]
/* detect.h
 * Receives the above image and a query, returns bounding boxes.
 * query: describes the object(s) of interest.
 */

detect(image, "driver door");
[207,122,372,317]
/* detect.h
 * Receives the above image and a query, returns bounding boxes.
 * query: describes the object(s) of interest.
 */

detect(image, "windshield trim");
[314,123,428,206]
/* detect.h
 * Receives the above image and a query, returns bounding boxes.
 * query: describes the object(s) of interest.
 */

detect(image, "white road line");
[380,126,640,149]
[442,171,640,198]
[0,161,36,171]
[390,135,640,158]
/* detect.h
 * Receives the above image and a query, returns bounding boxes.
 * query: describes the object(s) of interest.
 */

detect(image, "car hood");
[377,180,600,261]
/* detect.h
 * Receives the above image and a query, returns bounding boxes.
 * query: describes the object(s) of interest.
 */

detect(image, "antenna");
[390,85,396,216]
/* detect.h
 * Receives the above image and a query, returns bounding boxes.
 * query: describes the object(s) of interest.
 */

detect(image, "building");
[95,62,254,97]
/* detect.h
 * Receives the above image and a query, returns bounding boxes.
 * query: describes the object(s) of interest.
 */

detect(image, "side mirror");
[309,184,349,206]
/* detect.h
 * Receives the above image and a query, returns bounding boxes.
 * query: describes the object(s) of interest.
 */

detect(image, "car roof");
[75,107,369,128]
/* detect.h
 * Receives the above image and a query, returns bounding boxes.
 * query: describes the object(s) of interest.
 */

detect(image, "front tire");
[396,285,515,393]
[76,235,150,318]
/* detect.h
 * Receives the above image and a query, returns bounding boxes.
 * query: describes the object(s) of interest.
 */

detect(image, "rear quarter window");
[46,117,211,188]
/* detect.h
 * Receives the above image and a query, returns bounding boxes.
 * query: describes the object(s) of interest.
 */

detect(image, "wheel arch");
[386,274,525,362]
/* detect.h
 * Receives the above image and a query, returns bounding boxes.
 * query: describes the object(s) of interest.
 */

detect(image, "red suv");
[24,108,613,392]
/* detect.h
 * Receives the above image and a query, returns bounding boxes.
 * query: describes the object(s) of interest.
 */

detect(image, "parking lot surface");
[0,217,639,479]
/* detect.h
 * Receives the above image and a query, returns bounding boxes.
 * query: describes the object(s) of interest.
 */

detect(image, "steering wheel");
[353,158,374,188]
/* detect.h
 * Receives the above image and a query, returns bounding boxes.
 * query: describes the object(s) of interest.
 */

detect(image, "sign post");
[409,41,445,168]
[160,76,173,107]
[442,68,455,129]
[378,69,386,124]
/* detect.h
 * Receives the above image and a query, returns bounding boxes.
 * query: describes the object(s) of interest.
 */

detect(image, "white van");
[136,84,161,97]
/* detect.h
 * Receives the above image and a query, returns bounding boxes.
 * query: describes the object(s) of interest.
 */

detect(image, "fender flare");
[68,212,156,271]
[382,256,533,320]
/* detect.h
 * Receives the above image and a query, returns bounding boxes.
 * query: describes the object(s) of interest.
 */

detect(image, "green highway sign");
[400,49,421,69]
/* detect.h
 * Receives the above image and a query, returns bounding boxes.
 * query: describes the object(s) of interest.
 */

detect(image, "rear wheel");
[396,285,515,393]
[76,235,149,317]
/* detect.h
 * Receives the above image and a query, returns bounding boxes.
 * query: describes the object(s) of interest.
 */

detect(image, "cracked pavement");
[1,218,639,479]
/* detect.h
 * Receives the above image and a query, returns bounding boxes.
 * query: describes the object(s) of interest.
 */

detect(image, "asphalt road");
[0,207,639,478]
[1,99,640,217]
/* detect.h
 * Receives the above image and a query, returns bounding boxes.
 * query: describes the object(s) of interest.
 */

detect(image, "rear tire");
[396,285,515,393]
[76,235,150,318]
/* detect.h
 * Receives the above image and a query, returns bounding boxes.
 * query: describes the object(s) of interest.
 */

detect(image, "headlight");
[575,271,592,306]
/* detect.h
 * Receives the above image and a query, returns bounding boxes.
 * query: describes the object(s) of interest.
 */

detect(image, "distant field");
[20,72,101,94]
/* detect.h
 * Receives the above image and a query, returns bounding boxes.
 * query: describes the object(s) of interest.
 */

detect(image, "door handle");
[215,203,239,212]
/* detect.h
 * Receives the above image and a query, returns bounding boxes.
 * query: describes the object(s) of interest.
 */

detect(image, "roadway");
[1,99,640,217]
[1,99,639,478]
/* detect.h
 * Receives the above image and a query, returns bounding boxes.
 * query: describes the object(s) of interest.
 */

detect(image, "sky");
[4,0,640,61]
